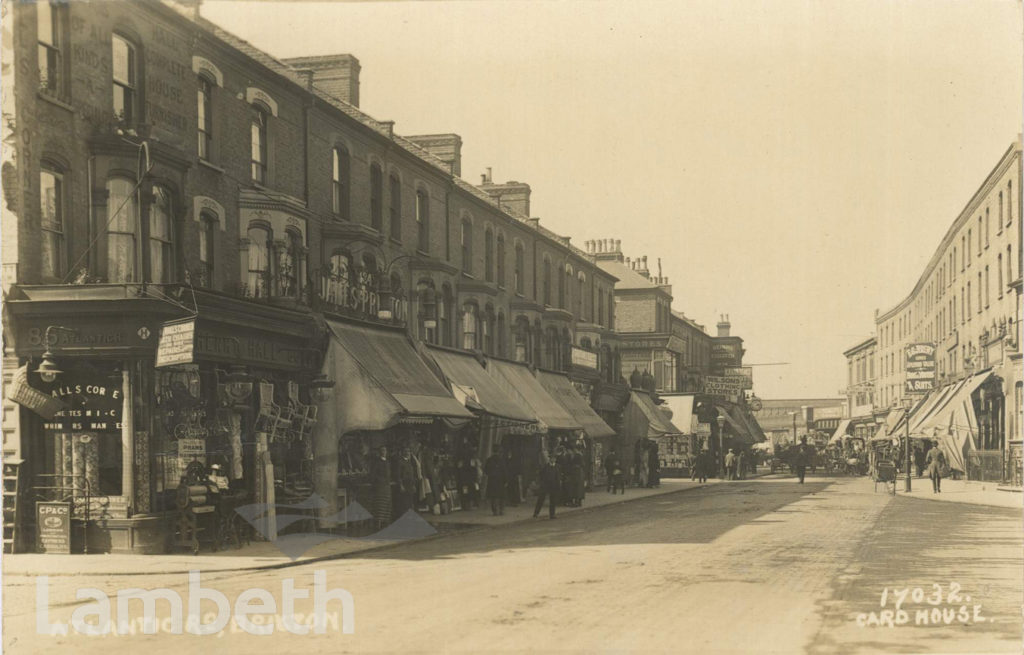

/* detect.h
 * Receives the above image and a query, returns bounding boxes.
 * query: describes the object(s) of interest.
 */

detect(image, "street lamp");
[788,411,798,446]
[902,396,914,492]
[33,326,77,382]
[715,414,726,478]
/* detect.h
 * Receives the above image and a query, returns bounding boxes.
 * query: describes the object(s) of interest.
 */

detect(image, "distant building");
[842,336,877,441]
[751,399,845,446]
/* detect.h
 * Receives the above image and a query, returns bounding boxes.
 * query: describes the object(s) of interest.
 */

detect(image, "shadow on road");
[351,480,836,561]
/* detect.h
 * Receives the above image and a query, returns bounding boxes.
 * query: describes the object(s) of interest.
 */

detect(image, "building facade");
[869,140,1022,483]
[842,336,877,440]
[1,0,625,552]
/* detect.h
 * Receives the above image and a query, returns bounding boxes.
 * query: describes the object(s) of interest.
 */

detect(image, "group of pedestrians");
[532,444,587,519]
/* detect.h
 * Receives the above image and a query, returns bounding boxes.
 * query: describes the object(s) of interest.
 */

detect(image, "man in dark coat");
[484,451,508,515]
[925,439,946,493]
[647,440,660,487]
[533,456,561,519]
[604,448,624,494]
[795,437,813,484]
[393,446,417,517]
[696,449,709,483]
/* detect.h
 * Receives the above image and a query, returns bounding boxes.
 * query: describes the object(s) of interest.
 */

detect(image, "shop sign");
[703,375,743,401]
[194,323,314,371]
[571,347,598,369]
[695,421,712,437]
[711,341,742,366]
[36,502,71,554]
[42,372,123,432]
[722,366,753,389]
[8,365,66,419]
[905,342,936,394]
[16,318,156,356]
[155,319,196,368]
[74,495,129,520]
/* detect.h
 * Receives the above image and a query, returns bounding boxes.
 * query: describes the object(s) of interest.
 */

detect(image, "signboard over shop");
[905,342,936,394]
[155,319,196,368]
[570,347,598,370]
[721,366,753,389]
[703,375,743,401]
[711,341,743,367]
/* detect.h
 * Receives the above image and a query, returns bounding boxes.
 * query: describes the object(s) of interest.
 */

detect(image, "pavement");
[4,474,1019,654]
[1,477,717,577]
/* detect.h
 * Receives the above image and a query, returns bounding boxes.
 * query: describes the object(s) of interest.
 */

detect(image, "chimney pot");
[615,239,621,251]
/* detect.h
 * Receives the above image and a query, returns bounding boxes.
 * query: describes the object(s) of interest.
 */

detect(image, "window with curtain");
[149,186,174,284]
[39,165,65,280]
[416,190,429,252]
[197,75,213,160]
[332,147,350,218]
[389,174,401,240]
[514,243,524,293]
[461,220,472,274]
[106,177,137,282]
[370,164,382,231]
[484,228,494,282]
[112,34,136,123]
[38,1,64,96]
[496,235,505,287]
[247,225,270,297]
[461,304,478,350]
[250,104,268,183]
[198,212,216,288]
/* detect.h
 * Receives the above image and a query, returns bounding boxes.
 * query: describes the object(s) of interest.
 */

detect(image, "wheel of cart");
[874,461,897,495]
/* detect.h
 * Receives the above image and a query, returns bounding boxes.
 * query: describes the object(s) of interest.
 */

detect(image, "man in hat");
[724,449,737,480]
[795,436,813,484]
[925,439,946,493]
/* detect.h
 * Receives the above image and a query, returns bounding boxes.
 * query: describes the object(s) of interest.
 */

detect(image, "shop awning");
[592,383,630,413]
[829,419,852,444]
[425,346,536,423]
[630,391,683,437]
[321,320,472,434]
[537,371,615,438]
[485,359,581,431]
[910,370,992,472]
[659,395,696,435]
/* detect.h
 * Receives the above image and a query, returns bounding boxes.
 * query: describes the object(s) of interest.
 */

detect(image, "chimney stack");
[478,177,531,217]
[717,315,731,337]
[281,54,361,107]
[406,134,463,177]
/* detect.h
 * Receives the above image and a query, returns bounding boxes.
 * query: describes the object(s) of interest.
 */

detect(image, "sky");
[202,0,1023,400]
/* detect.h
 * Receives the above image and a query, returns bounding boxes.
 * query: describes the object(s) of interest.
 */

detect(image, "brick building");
[0,0,624,552]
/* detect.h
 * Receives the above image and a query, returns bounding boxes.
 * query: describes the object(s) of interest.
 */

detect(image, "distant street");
[4,476,1021,654]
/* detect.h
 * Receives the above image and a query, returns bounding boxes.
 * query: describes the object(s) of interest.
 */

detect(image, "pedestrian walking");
[605,448,625,494]
[925,439,946,493]
[533,456,560,519]
[724,449,737,480]
[393,446,418,517]
[696,449,709,483]
[795,437,812,484]
[737,450,746,480]
[569,446,586,506]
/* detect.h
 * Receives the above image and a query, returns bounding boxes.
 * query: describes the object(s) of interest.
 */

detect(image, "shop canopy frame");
[425,346,538,426]
[485,359,582,432]
[536,370,615,439]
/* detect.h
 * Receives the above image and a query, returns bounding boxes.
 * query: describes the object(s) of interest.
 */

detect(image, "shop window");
[461,219,473,274]
[461,303,478,350]
[197,211,216,289]
[247,225,270,297]
[197,75,213,160]
[112,34,138,124]
[332,146,350,218]
[514,243,524,294]
[389,173,401,241]
[106,177,138,283]
[39,164,65,281]
[37,1,66,97]
[250,104,268,183]
[370,163,383,231]
[149,185,175,284]
[416,189,429,252]
[484,228,494,282]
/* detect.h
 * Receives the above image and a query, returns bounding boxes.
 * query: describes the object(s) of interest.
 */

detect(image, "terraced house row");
[0,0,754,554]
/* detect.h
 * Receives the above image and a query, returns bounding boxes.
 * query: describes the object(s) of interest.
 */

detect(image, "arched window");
[247,225,270,297]
[461,219,473,274]
[39,164,65,281]
[514,243,524,294]
[332,147,350,218]
[514,317,530,363]
[149,185,175,283]
[496,312,506,358]
[198,211,217,289]
[389,173,401,241]
[484,228,494,282]
[250,103,268,183]
[542,258,551,306]
[197,75,213,160]
[106,177,137,282]
[417,282,437,343]
[496,235,505,287]
[416,190,429,252]
[483,306,495,355]
[370,163,383,231]
[279,230,303,298]
[112,34,137,123]
[462,303,479,350]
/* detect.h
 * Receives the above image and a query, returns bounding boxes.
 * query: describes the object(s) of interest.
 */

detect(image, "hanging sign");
[904,343,936,394]
[156,319,196,368]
